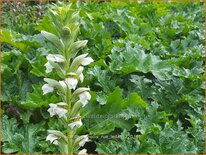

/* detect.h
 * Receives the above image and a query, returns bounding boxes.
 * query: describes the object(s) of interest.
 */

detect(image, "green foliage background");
[1,1,205,154]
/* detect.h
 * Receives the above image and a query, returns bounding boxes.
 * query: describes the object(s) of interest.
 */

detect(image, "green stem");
[68,130,73,154]
[63,35,73,154]
[66,87,73,154]
[66,88,71,110]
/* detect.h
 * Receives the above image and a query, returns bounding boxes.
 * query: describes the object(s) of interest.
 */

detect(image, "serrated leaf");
[109,42,170,79]
[88,66,117,93]
[21,84,60,108]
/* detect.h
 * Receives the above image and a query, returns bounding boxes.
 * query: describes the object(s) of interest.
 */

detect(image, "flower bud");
[41,31,65,51]
[70,54,88,71]
[46,54,65,63]
[70,101,82,116]
[63,26,71,36]
[69,40,88,58]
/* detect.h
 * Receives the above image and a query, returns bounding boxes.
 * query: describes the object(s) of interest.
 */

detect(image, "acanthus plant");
[40,3,93,154]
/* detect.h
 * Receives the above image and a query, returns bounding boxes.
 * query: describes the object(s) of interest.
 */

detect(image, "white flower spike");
[42,84,54,95]
[43,6,94,154]
[68,120,83,129]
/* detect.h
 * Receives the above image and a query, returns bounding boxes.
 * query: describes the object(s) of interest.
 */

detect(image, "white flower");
[46,54,65,62]
[42,84,54,95]
[78,149,87,154]
[45,62,54,73]
[48,103,68,118]
[68,120,83,129]
[59,80,67,92]
[56,107,68,118]
[47,104,57,117]
[46,134,58,145]
[79,91,91,107]
[78,135,89,147]
[76,66,84,82]
[65,77,78,90]
[81,57,94,66]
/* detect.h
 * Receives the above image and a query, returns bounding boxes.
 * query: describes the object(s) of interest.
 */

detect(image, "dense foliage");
[1,1,205,154]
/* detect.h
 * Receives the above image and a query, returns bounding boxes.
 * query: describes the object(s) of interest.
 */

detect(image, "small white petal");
[53,140,59,145]
[47,54,65,62]
[59,80,67,91]
[81,57,94,66]
[80,99,88,107]
[78,149,87,154]
[45,62,54,73]
[76,66,84,75]
[79,73,84,82]
[79,92,91,107]
[68,120,83,129]
[42,84,54,95]
[46,134,58,143]
[76,67,84,82]
[47,104,58,117]
[65,77,78,90]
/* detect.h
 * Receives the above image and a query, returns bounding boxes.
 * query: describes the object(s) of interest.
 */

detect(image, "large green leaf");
[85,87,147,135]
[2,115,45,154]
[2,29,41,52]
[21,84,60,108]
[87,66,117,93]
[109,42,171,78]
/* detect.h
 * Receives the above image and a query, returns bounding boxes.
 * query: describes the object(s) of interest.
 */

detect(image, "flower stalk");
[41,3,93,154]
